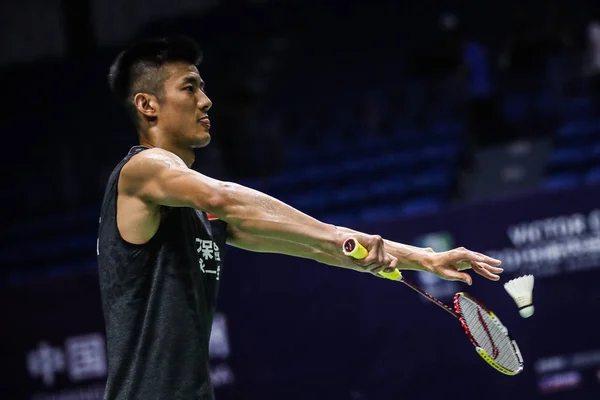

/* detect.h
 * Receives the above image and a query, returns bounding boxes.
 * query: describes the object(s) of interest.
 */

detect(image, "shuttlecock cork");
[504,275,535,318]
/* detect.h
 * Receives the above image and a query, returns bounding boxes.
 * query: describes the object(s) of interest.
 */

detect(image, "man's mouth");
[198,116,211,128]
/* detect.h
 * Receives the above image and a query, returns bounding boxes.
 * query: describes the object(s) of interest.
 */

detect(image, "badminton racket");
[342,237,524,376]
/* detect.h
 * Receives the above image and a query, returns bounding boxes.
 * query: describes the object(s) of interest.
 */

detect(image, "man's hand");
[335,226,503,284]
[346,233,398,274]
[416,247,503,285]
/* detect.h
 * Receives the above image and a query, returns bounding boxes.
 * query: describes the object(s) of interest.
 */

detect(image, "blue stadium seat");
[584,167,600,185]
[341,158,379,175]
[411,170,452,193]
[291,190,334,213]
[332,187,370,206]
[591,118,600,138]
[562,97,594,118]
[400,197,443,216]
[1,207,98,239]
[556,120,591,145]
[321,212,357,227]
[431,121,465,138]
[359,204,405,222]
[501,93,528,124]
[546,147,587,171]
[535,90,558,117]
[0,235,96,263]
[590,142,600,162]
[541,173,581,190]
[369,177,409,201]
[374,151,419,170]
[418,144,460,165]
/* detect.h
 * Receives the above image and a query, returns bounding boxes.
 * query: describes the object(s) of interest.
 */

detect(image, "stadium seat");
[359,204,405,222]
[400,197,443,216]
[541,173,581,190]
[555,120,592,145]
[584,167,600,185]
[546,147,587,172]
[561,97,594,118]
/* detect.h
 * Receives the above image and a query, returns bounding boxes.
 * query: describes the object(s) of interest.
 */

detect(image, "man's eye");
[184,86,194,92]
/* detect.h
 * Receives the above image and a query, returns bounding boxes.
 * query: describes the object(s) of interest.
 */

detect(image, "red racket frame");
[396,275,524,375]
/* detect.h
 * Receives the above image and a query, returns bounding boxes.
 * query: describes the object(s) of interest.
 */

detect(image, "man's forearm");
[212,182,344,254]
[228,225,426,272]
[227,227,354,268]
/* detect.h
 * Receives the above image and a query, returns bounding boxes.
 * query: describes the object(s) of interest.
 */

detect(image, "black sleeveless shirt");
[97,146,228,400]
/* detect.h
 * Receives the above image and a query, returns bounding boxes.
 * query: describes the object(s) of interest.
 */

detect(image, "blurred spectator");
[407,12,466,127]
[459,27,497,146]
[500,5,548,89]
[542,1,577,100]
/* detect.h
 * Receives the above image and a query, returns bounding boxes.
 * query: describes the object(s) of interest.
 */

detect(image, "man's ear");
[133,93,159,118]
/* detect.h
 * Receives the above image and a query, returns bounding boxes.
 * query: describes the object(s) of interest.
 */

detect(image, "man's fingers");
[451,248,502,266]
[443,268,472,286]
[388,255,398,269]
[473,251,502,266]
[353,252,397,273]
[472,262,501,281]
[478,262,504,274]
[353,258,378,272]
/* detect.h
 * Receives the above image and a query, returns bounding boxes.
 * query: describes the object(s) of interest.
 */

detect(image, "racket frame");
[400,275,523,376]
[454,292,524,376]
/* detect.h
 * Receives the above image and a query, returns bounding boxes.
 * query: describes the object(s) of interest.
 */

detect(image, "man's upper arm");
[119,149,223,211]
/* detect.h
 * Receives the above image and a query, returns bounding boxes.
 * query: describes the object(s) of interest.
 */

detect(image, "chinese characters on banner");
[26,333,107,400]
[27,333,106,387]
[25,314,234,400]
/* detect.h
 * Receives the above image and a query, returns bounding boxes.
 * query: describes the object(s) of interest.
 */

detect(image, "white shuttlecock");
[504,275,535,318]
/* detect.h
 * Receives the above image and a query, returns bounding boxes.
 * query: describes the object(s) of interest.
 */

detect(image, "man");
[97,35,503,400]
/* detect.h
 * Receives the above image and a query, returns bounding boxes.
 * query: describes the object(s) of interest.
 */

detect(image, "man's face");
[156,62,213,148]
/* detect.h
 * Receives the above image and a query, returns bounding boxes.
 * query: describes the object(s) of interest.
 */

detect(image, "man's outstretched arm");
[120,148,396,273]
[227,225,503,284]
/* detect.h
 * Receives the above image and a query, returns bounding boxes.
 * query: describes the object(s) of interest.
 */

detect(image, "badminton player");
[97,35,503,400]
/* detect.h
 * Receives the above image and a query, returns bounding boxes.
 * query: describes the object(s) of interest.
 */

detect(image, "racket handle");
[342,237,402,281]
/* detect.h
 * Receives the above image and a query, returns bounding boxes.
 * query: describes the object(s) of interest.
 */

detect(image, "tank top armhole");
[111,145,163,251]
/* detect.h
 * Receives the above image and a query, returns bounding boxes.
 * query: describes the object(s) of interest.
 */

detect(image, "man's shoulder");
[121,148,184,179]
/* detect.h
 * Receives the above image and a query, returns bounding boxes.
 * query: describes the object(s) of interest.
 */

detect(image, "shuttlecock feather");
[504,275,535,318]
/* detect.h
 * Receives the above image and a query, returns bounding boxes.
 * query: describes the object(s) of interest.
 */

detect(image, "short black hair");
[108,35,203,126]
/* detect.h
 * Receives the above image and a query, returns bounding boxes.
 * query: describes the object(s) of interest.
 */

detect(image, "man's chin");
[191,133,211,148]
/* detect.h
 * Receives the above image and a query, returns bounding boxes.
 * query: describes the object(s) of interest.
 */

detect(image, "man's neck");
[138,137,195,168]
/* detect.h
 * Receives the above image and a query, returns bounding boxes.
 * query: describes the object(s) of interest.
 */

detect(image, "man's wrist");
[317,224,347,256]
[387,242,432,271]
[406,249,432,271]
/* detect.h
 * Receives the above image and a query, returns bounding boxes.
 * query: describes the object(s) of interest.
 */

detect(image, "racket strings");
[457,296,522,372]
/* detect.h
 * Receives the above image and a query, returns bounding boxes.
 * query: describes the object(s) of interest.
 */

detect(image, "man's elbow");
[191,181,239,219]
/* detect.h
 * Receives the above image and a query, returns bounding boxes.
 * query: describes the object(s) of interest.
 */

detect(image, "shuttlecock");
[504,275,535,318]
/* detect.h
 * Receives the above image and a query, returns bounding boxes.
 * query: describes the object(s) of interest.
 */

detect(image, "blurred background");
[1,0,600,399]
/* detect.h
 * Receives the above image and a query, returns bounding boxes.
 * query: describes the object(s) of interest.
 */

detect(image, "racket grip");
[342,237,402,281]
